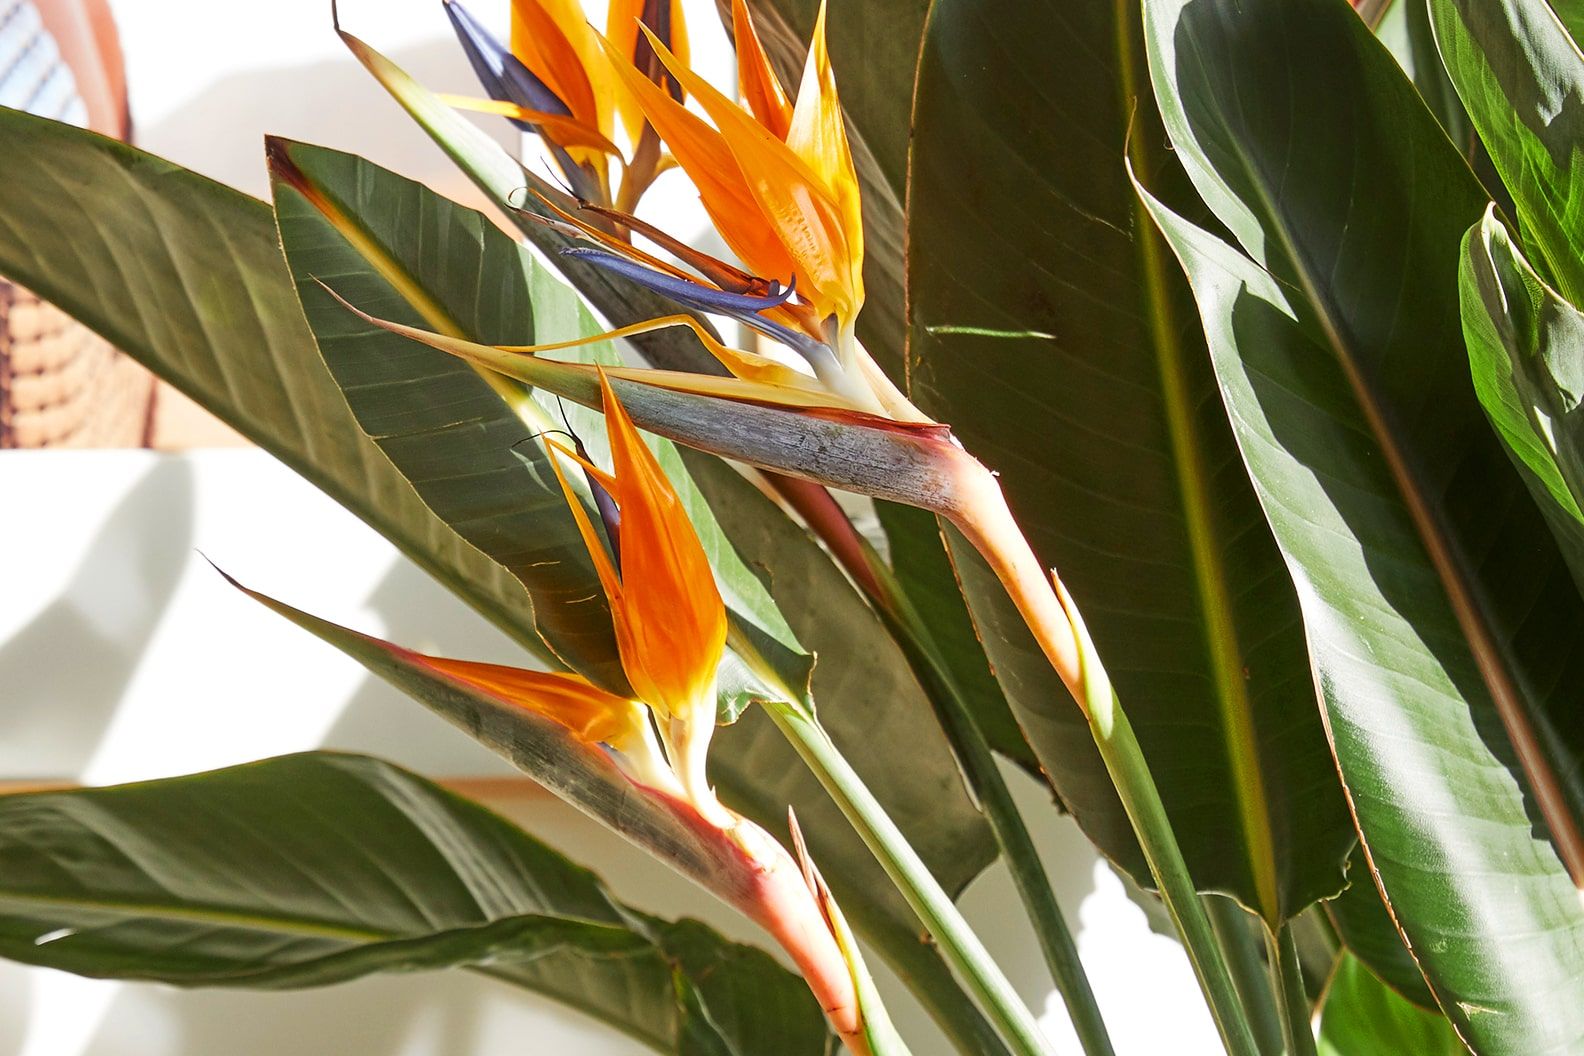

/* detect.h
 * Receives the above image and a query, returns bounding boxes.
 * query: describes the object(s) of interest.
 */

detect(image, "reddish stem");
[764,474,888,603]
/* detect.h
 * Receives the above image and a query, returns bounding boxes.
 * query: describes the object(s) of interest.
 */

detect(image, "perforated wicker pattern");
[0,0,155,448]
[0,281,155,447]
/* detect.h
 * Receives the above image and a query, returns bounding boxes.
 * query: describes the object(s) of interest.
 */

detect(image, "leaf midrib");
[0,889,677,1052]
[1118,0,1280,922]
[0,888,396,943]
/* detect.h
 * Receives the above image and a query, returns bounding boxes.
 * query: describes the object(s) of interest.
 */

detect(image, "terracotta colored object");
[0,282,156,446]
[0,0,164,448]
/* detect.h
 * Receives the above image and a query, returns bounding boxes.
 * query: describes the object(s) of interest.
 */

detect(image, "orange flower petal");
[606,0,690,144]
[732,0,793,140]
[418,656,644,746]
[510,0,600,134]
[545,439,625,614]
[596,370,726,721]
[597,33,797,283]
[784,1,863,303]
[640,25,859,320]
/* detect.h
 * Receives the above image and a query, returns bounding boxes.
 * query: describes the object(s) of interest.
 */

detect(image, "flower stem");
[768,479,1114,1056]
[946,465,1260,1056]
[1205,897,1285,1055]
[758,697,1058,1056]
[1265,923,1316,1056]
[887,593,1115,1056]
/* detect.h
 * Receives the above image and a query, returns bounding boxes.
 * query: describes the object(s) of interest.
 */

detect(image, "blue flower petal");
[444,0,570,127]
[563,247,793,311]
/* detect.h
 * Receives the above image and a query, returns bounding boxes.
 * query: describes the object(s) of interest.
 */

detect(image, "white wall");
[0,2,1225,1052]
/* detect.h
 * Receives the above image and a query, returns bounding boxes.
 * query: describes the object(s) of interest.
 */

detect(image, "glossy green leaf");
[267,137,628,691]
[0,106,548,661]
[1317,955,1463,1056]
[1460,206,1584,576]
[905,0,1351,922]
[1324,872,1436,1011]
[1134,46,1584,1037]
[1555,0,1584,50]
[0,753,833,1056]
[1381,0,1472,147]
[265,140,1002,1055]
[1431,0,1584,304]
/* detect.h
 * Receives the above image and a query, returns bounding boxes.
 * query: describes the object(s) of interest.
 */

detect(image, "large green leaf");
[1376,0,1515,238]
[1431,0,1584,304]
[0,753,833,1056]
[1141,174,1584,1053]
[1135,72,1584,1050]
[904,0,1351,922]
[1554,0,1584,50]
[1380,0,1473,149]
[1317,955,1463,1056]
[1324,871,1436,1011]
[1460,207,1584,576]
[267,137,627,691]
[0,106,547,661]
[264,141,1002,1054]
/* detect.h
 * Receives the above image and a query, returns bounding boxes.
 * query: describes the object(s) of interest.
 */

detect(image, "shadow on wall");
[0,459,194,778]
[136,38,517,205]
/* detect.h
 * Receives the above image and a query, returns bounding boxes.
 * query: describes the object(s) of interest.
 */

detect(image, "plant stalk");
[883,587,1115,1056]
[1265,924,1316,1056]
[769,478,1115,1056]
[1205,896,1285,1055]
[759,699,1059,1056]
[946,465,1260,1056]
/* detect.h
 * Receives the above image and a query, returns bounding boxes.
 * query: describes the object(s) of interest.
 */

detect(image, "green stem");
[1095,703,1260,1056]
[883,582,1115,1056]
[850,903,1014,1056]
[1288,906,1341,1002]
[1205,896,1285,1055]
[1265,924,1316,1056]
[761,701,1058,1056]
[947,471,1260,1056]
[768,479,1113,1056]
